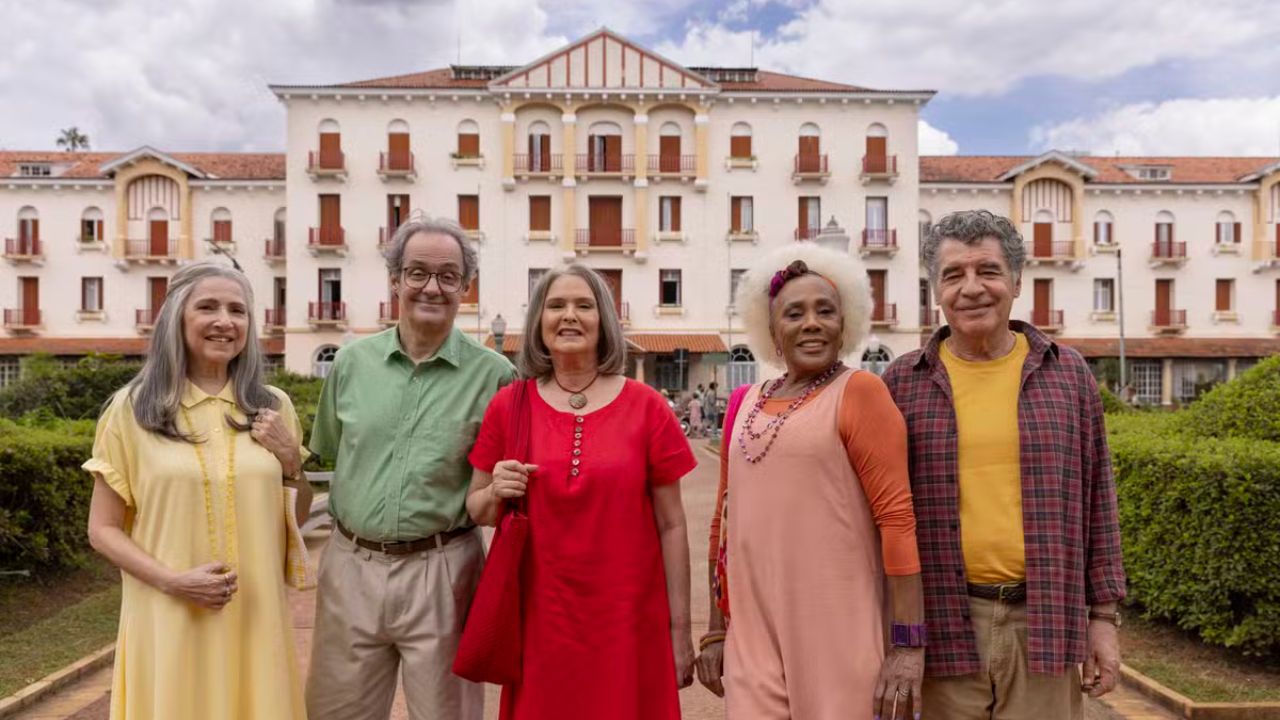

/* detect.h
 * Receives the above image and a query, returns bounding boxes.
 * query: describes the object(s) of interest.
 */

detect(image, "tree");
[55,127,90,152]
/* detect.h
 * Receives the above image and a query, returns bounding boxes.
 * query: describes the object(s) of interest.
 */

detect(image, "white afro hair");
[736,243,873,370]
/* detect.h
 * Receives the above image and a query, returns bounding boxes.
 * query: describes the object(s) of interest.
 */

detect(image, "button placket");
[570,416,585,477]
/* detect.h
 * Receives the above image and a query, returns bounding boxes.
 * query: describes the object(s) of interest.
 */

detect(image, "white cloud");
[918,120,959,155]
[1031,97,1280,155]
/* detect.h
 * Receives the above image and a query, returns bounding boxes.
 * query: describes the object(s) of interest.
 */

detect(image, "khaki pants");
[922,596,1083,720]
[306,528,485,720]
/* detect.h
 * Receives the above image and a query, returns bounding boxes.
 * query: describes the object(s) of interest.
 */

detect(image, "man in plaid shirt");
[884,210,1126,719]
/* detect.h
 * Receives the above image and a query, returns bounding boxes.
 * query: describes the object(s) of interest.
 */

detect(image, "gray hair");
[123,262,276,442]
[383,213,479,283]
[922,209,1026,283]
[518,265,627,379]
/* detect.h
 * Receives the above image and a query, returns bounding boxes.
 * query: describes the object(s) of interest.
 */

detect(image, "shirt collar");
[385,325,462,368]
[915,319,1058,369]
[180,379,238,409]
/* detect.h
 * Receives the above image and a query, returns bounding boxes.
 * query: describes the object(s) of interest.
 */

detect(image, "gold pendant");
[568,392,588,409]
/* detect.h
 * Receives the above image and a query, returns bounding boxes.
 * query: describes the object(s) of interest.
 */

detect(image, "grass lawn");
[0,557,120,698]
[1121,613,1280,703]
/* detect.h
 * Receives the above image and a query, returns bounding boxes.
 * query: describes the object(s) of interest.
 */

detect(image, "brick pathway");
[12,448,1173,720]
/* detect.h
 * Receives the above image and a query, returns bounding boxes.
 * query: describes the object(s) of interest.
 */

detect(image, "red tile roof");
[921,155,1280,184]
[1057,337,1280,359]
[0,337,284,355]
[0,151,285,180]
[339,68,490,90]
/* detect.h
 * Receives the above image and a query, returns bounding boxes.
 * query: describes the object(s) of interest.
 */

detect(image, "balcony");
[308,227,347,256]
[575,229,636,254]
[124,238,178,264]
[1151,309,1187,333]
[871,303,898,328]
[1031,308,1064,333]
[307,151,346,180]
[4,237,43,263]
[794,227,821,242]
[264,238,286,263]
[1253,241,1280,273]
[514,153,563,178]
[646,154,695,179]
[575,154,634,178]
[1150,241,1188,267]
[860,229,898,257]
[921,308,941,329]
[792,154,829,183]
[377,152,416,181]
[379,301,400,326]
[263,308,286,333]
[618,301,631,327]
[3,308,41,332]
[1027,241,1078,268]
[135,307,160,332]
[726,228,759,243]
[860,154,898,183]
[308,302,347,328]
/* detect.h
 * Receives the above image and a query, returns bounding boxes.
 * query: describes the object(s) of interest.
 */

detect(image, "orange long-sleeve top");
[708,370,922,576]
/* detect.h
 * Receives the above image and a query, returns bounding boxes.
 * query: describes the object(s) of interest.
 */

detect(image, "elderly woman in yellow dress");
[85,262,312,720]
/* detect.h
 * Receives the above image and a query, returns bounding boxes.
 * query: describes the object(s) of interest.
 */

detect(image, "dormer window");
[18,164,52,177]
[1129,166,1172,181]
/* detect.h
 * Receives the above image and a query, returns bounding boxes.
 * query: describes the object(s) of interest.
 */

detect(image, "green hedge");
[0,420,96,571]
[0,354,141,421]
[1173,356,1280,443]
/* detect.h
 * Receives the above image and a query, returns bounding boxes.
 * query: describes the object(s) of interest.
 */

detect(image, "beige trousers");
[922,596,1083,720]
[305,528,485,720]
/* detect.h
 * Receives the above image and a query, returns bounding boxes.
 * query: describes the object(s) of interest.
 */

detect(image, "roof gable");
[489,28,716,92]
[996,151,1098,181]
[100,146,206,178]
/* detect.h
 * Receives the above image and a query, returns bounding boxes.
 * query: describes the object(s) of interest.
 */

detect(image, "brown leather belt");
[967,581,1027,604]
[335,519,474,555]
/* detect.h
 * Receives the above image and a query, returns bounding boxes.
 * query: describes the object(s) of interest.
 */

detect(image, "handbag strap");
[502,378,534,514]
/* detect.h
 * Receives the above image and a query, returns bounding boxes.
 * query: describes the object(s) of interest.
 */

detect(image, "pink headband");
[768,263,837,302]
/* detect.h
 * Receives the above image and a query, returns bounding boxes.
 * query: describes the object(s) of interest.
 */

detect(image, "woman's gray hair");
[122,261,277,442]
[737,242,872,370]
[383,212,478,283]
[518,265,627,379]
[922,209,1025,283]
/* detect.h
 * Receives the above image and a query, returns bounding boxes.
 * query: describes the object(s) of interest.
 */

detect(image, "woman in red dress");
[466,264,697,720]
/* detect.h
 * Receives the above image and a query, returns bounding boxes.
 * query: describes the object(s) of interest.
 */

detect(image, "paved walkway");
[13,447,1172,720]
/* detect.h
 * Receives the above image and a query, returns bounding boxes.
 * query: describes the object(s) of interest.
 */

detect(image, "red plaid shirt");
[883,321,1126,676]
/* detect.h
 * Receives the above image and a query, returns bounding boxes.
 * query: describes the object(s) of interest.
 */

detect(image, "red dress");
[469,379,696,720]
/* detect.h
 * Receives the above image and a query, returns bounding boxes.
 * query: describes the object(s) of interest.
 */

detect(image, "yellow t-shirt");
[940,333,1029,584]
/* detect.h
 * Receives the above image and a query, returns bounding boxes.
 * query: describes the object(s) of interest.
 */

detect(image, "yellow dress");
[84,381,308,720]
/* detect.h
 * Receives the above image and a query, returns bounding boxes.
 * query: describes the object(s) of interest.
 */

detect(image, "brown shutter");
[96,219,104,241]
[458,133,480,157]
[1155,279,1172,322]
[798,197,809,236]
[730,197,742,232]
[150,220,169,255]
[80,278,89,311]
[319,133,341,167]
[320,195,341,244]
[671,197,681,232]
[213,220,232,243]
[1033,223,1052,257]
[865,137,887,172]
[1033,279,1051,321]
[30,219,39,244]
[605,135,621,170]
[868,270,886,317]
[388,133,410,169]
[660,136,680,172]
[1216,279,1232,311]
[458,195,479,230]
[798,136,819,157]
[1093,222,1099,244]
[529,196,551,231]
[730,135,751,158]
[1234,222,1242,244]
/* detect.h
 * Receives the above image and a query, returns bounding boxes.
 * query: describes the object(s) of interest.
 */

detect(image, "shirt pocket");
[412,419,481,474]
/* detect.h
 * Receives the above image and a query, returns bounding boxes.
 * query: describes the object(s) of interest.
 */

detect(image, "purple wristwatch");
[890,622,928,648]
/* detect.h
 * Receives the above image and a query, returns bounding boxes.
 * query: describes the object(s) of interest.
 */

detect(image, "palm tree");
[55,127,90,152]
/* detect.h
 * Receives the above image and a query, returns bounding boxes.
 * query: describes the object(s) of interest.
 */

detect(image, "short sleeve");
[268,386,312,466]
[308,354,342,460]
[644,385,698,487]
[468,382,516,474]
[82,391,136,508]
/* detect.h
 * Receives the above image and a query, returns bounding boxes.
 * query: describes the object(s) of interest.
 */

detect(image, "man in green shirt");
[306,216,514,720]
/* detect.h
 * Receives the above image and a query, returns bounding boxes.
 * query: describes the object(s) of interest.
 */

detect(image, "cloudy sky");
[3,0,1279,157]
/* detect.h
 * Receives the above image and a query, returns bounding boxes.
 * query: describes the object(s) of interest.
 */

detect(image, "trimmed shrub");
[0,354,141,421]
[1099,386,1133,415]
[1174,356,1280,443]
[0,420,96,571]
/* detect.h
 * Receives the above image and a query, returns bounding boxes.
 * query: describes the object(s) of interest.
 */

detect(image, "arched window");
[456,119,480,157]
[527,121,551,172]
[799,122,821,138]
[730,122,752,158]
[1215,210,1239,245]
[312,345,339,378]
[797,123,822,171]
[16,206,38,252]
[81,206,104,244]
[657,122,683,172]
[727,345,757,388]
[1155,210,1175,247]
[210,207,232,244]
[386,119,411,171]
[317,119,341,169]
[146,207,171,256]
[587,122,623,172]
[865,123,890,173]
[387,119,409,134]
[1094,210,1114,246]
[861,345,893,375]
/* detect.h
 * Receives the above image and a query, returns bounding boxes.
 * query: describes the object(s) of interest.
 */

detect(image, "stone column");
[501,109,516,190]
[1161,358,1175,407]
[695,110,710,192]
[633,113,649,258]
[560,112,577,260]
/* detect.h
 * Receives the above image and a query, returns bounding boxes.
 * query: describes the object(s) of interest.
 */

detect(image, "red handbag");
[453,379,533,685]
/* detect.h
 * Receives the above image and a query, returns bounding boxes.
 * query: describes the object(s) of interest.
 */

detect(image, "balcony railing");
[379,301,400,324]
[514,153,563,174]
[4,237,41,258]
[647,154,695,174]
[861,154,898,177]
[1151,309,1187,329]
[618,301,630,324]
[135,307,161,328]
[125,238,177,259]
[307,151,345,175]
[871,303,898,325]
[921,308,941,328]
[308,227,346,248]
[308,302,346,323]
[264,238,286,260]
[574,229,636,251]
[793,153,829,177]
[378,151,415,176]
[861,229,897,250]
[1031,308,1064,329]
[264,308,286,330]
[3,308,41,328]
[379,226,399,248]
[1032,241,1075,259]
[1151,242,1187,260]
[576,154,634,174]
[794,227,821,241]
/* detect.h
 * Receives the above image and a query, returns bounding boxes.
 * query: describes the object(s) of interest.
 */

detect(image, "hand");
[695,636,725,697]
[672,629,695,690]
[164,562,238,610]
[873,646,924,720]
[250,409,301,476]
[1082,620,1121,697]
[489,460,537,500]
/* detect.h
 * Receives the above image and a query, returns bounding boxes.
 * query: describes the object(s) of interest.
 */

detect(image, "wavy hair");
[737,243,872,370]
[921,209,1026,283]
[122,262,277,441]
[518,264,627,379]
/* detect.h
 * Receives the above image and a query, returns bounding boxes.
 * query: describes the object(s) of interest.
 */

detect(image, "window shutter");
[96,220,104,241]
[730,135,751,158]
[671,197,682,232]
[529,196,550,232]
[1234,222,1242,244]
[458,133,480,157]
[1093,222,1099,244]
[731,197,742,232]
[1216,279,1231,311]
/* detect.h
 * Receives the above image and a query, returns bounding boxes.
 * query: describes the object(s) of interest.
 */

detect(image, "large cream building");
[2,29,1277,405]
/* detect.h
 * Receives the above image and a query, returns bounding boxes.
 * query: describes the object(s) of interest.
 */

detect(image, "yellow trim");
[1010,163,1084,260]
[112,159,194,261]
[1255,171,1280,261]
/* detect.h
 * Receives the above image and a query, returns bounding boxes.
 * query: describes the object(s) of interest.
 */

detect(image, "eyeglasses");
[401,268,464,292]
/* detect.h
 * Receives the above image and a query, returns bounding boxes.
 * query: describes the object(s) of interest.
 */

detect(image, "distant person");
[702,381,719,436]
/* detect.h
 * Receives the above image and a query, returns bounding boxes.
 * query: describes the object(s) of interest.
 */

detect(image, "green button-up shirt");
[309,326,515,541]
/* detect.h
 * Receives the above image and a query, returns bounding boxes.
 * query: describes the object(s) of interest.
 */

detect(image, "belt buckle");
[997,584,1015,602]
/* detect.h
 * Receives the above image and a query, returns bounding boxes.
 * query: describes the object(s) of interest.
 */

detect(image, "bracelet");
[890,622,928,648]
[698,631,726,651]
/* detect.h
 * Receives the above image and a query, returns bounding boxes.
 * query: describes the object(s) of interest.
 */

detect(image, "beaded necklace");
[737,361,844,464]
[180,406,239,571]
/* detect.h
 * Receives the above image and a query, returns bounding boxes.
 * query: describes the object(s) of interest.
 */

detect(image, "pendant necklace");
[554,371,601,410]
[180,406,239,571]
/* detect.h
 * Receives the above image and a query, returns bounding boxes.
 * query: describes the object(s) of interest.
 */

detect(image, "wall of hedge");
[0,419,96,571]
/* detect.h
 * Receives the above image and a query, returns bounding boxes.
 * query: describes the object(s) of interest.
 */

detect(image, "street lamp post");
[1117,247,1127,391]
[491,313,507,357]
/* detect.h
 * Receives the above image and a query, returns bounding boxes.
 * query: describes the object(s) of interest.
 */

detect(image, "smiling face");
[934,236,1021,342]
[769,274,844,378]
[540,274,601,361]
[391,231,466,332]
[183,277,249,373]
